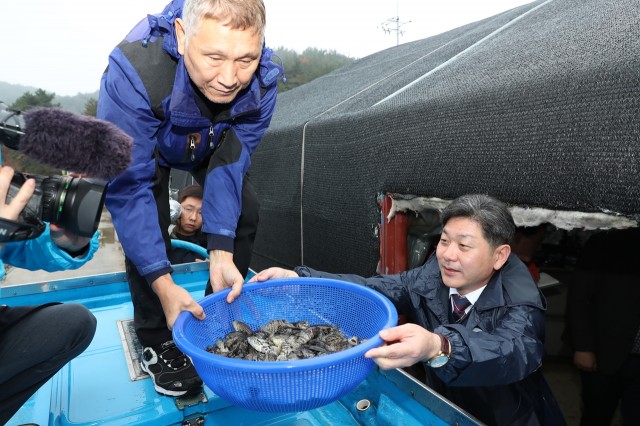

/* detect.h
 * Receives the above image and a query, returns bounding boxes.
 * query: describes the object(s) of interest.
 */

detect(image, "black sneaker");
[141,340,203,397]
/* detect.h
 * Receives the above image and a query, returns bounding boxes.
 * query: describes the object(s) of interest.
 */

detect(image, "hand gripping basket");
[173,277,398,413]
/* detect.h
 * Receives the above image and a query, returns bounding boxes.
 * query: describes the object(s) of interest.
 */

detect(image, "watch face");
[428,354,449,368]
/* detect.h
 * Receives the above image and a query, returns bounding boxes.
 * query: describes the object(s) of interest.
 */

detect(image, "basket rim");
[173,277,398,373]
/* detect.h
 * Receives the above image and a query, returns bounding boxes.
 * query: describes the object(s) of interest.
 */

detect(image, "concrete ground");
[543,356,589,425]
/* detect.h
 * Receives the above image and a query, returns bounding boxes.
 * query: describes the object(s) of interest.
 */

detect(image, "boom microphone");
[0,105,133,180]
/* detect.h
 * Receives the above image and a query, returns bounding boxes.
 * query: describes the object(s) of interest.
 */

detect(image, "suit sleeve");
[434,304,545,387]
[294,265,419,316]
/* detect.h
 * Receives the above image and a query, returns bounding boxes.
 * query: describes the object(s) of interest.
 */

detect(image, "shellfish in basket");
[206,319,364,361]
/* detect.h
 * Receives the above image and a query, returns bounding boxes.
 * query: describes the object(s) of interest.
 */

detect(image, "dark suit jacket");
[297,253,565,425]
[565,228,640,374]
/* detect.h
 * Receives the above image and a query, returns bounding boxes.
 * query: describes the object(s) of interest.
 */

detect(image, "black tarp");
[249,0,640,276]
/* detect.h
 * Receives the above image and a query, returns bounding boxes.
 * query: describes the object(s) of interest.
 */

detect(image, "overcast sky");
[1,0,533,97]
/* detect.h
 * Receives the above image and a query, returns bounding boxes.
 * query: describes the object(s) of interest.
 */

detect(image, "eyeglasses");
[182,205,202,217]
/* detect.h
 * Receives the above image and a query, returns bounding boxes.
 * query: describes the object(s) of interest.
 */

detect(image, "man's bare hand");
[152,274,205,329]
[364,323,440,370]
[248,267,298,283]
[573,351,597,372]
[209,250,243,303]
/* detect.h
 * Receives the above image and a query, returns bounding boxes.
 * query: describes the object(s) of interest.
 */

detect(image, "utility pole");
[379,1,411,46]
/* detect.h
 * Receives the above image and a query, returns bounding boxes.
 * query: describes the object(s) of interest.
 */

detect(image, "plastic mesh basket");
[173,277,398,413]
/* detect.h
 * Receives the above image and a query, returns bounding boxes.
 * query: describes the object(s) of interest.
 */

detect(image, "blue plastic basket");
[173,277,398,413]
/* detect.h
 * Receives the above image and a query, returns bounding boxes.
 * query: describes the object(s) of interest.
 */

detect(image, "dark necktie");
[452,294,471,322]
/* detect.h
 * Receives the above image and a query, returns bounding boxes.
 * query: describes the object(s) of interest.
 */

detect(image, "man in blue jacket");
[251,194,564,425]
[0,165,99,424]
[97,0,283,396]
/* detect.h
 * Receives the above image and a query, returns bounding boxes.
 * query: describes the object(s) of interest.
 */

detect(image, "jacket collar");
[473,269,506,311]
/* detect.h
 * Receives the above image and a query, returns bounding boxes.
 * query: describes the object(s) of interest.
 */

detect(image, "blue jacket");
[296,254,563,425]
[0,224,99,280]
[0,148,100,281]
[97,0,282,280]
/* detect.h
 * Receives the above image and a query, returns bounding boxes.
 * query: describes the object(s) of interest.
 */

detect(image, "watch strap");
[438,333,451,356]
[426,333,451,367]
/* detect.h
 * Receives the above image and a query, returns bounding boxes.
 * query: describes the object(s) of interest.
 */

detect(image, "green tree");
[83,98,98,117]
[272,47,354,92]
[10,89,60,111]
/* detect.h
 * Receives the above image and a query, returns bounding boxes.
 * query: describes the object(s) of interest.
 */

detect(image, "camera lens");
[40,175,69,225]
[8,172,107,238]
[40,176,107,237]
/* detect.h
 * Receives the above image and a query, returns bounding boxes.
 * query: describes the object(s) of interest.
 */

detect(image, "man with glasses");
[169,185,206,265]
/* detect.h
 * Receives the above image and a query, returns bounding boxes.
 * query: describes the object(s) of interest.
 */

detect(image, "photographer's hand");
[49,223,91,253]
[0,166,35,221]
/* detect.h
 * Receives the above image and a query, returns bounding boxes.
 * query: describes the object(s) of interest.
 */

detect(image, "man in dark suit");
[565,228,640,425]
[251,194,565,425]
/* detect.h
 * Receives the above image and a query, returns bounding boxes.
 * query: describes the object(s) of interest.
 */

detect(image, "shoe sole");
[140,361,189,397]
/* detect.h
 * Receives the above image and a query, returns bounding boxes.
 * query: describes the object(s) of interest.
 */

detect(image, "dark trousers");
[580,355,640,426]
[127,164,259,347]
[0,304,97,424]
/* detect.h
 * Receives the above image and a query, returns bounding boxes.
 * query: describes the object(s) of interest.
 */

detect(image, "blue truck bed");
[2,261,480,425]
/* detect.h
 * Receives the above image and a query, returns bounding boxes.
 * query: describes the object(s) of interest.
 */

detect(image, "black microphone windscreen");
[20,107,133,180]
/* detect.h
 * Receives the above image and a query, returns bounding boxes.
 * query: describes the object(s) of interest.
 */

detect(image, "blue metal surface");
[4,261,480,425]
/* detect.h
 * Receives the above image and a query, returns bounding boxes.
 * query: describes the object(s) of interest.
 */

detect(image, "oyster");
[205,318,365,362]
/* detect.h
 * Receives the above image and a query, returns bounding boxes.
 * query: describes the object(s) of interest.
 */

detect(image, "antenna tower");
[379,2,411,46]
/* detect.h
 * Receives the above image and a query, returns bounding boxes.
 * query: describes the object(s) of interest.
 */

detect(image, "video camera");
[0,102,107,241]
